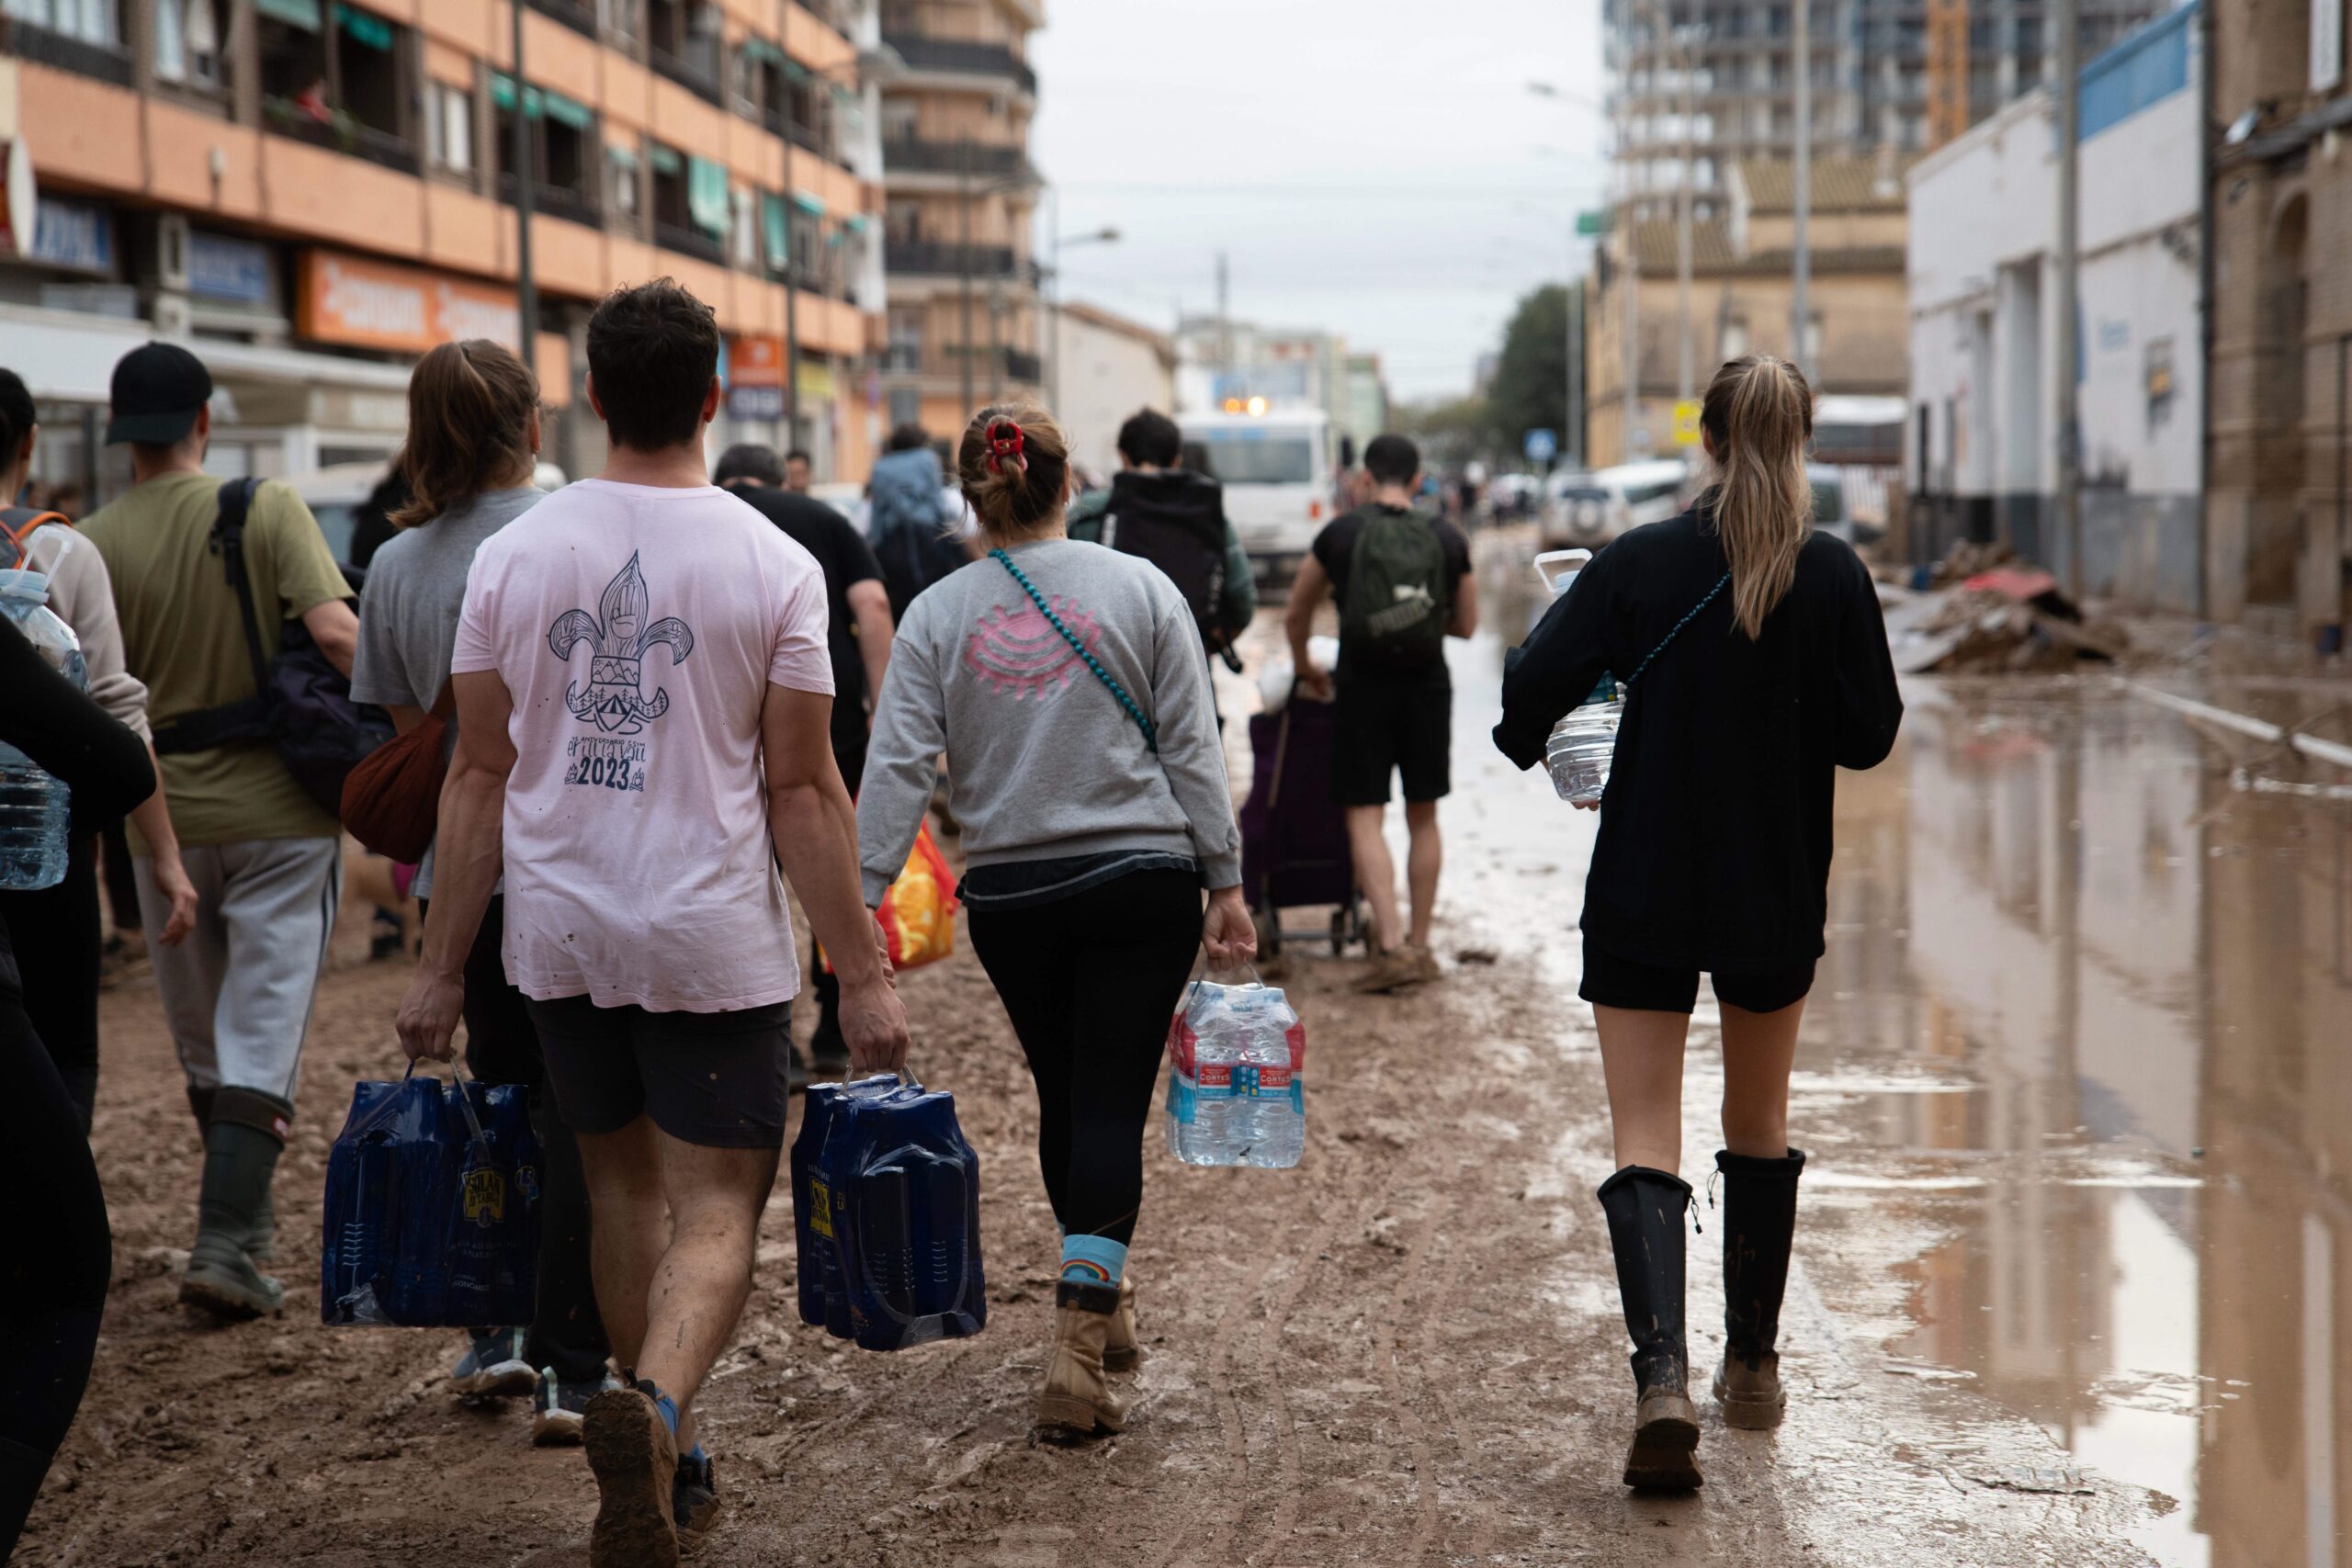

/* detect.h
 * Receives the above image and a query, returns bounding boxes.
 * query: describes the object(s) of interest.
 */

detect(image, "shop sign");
[729,334,786,388]
[30,198,115,276]
[295,249,519,355]
[727,384,786,422]
[188,231,276,307]
[796,360,833,402]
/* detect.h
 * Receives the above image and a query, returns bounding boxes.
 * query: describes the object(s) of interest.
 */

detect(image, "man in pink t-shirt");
[397,280,909,1564]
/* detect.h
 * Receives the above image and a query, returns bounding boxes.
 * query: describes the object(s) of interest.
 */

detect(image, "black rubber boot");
[1598,1165,1700,1491]
[1713,1147,1806,1429]
[178,1088,290,1321]
[185,1084,273,1264]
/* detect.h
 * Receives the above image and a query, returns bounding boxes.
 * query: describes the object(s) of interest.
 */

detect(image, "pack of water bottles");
[1532,550,1621,807]
[0,567,87,891]
[1164,979,1306,1168]
[790,1073,987,1352]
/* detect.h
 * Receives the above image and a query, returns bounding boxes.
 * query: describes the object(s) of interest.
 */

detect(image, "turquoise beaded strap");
[990,548,1159,753]
[1623,571,1729,689]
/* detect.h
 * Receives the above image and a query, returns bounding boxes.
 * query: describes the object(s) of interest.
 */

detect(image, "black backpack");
[1339,506,1451,669]
[1099,477,1229,649]
[152,479,393,816]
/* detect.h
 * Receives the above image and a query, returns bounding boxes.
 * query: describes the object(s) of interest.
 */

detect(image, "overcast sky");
[1027,0,1611,405]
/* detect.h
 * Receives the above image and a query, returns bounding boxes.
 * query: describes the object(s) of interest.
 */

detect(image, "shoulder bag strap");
[0,508,70,570]
[209,478,271,700]
[989,547,1159,753]
[1622,571,1731,691]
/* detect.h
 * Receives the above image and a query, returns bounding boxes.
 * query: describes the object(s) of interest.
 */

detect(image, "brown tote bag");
[339,682,456,863]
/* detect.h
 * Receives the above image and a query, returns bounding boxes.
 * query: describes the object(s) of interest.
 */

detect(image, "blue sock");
[647,1389,680,1438]
[684,1442,706,1463]
[1060,1233,1128,1288]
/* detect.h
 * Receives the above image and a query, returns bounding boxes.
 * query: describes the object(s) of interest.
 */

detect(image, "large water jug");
[1165,979,1306,1169]
[0,568,86,890]
[1532,550,1620,807]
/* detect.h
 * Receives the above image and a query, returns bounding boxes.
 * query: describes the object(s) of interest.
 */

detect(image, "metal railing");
[880,33,1035,95]
[880,138,1026,178]
[652,220,724,263]
[1003,347,1041,384]
[263,100,423,175]
[2,19,134,85]
[650,39,722,102]
[883,238,1020,277]
[877,344,1043,381]
[527,0,599,36]
[499,174,603,228]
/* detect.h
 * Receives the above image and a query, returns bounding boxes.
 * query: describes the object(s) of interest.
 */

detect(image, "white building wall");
[1055,307,1175,479]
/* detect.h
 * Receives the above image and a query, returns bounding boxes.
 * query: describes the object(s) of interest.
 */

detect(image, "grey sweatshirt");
[858,537,1242,907]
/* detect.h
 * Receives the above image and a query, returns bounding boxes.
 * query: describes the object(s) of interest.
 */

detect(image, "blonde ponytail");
[1700,355,1813,639]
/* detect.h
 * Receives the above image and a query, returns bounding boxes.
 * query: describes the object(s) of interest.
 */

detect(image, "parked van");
[1542,458,1691,546]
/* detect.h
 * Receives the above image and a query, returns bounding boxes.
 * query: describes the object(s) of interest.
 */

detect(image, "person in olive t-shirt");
[79,343,359,1324]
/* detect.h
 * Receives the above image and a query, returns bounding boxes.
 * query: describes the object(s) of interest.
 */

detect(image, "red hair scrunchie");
[985,418,1027,474]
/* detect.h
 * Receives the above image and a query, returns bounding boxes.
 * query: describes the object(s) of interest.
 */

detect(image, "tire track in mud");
[1363,1189,1444,1564]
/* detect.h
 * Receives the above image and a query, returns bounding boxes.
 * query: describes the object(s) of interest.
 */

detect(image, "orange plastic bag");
[826,822,959,975]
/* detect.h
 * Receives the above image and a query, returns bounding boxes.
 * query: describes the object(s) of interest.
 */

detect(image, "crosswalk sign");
[1671,399,1703,447]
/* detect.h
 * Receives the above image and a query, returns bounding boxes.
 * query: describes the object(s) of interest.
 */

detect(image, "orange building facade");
[0,0,888,497]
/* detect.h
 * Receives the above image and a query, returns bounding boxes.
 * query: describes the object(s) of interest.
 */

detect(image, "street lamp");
[1046,208,1122,411]
[1528,81,1605,467]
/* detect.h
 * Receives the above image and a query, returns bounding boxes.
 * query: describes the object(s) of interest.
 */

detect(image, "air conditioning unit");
[153,291,193,339]
[156,212,191,293]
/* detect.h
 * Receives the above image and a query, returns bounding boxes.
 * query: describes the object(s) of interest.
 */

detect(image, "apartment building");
[0,0,885,502]
[1603,0,2165,224]
[875,0,1041,444]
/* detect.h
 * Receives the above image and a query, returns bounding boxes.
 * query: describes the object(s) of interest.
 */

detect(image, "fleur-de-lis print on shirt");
[548,553,696,736]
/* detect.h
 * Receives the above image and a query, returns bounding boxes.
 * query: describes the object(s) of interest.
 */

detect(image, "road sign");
[1671,399,1703,447]
[1523,428,1559,464]
[1575,209,1609,238]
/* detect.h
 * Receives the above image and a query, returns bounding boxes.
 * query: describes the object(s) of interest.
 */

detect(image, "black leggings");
[0,983,109,1555]
[0,831,102,1129]
[966,869,1204,1246]
[420,896,608,1383]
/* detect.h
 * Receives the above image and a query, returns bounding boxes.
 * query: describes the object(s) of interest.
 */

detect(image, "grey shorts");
[525,995,792,1149]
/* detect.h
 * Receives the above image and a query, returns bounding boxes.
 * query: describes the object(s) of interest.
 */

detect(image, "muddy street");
[23,549,2348,1567]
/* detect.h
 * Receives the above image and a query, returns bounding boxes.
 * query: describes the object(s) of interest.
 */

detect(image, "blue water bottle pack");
[790,1073,986,1352]
[321,1064,541,1327]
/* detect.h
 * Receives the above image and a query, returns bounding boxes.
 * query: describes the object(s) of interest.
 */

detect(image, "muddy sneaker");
[673,1451,721,1555]
[1351,945,1423,995]
[584,1385,679,1568]
[533,1368,617,1446]
[451,1328,537,1400]
[1103,1274,1141,1373]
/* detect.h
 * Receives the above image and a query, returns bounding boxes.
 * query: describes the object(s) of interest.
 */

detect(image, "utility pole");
[1566,274,1584,468]
[1792,0,1812,378]
[1216,250,1232,390]
[777,0,797,446]
[1047,185,1060,410]
[1675,21,1695,402]
[957,134,975,415]
[510,0,535,364]
[2055,0,2083,599]
[1624,245,1642,456]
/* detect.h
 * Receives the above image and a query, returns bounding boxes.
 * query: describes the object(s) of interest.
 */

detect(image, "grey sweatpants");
[135,838,342,1106]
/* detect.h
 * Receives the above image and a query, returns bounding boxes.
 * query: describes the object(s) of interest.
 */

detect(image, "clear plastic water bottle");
[0,570,85,891]
[1235,999,1305,1169]
[1165,981,1305,1168]
[1544,676,1622,807]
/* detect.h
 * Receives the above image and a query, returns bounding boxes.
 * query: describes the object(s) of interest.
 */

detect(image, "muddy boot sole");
[1623,1392,1702,1491]
[1034,1390,1125,1438]
[584,1390,679,1568]
[1713,1364,1787,1430]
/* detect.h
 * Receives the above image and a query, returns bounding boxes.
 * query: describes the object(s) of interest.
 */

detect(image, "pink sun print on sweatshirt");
[963,596,1102,700]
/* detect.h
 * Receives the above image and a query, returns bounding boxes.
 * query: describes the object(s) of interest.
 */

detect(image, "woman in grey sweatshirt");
[858,401,1255,1441]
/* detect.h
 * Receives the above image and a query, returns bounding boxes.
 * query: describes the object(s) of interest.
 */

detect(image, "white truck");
[1181,408,1333,583]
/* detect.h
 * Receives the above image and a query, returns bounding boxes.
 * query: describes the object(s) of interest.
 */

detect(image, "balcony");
[650,39,722,103]
[499,174,603,229]
[263,98,422,175]
[881,138,1028,180]
[884,238,1022,278]
[2,18,134,86]
[879,344,1043,384]
[527,0,599,36]
[654,220,725,264]
[880,33,1036,96]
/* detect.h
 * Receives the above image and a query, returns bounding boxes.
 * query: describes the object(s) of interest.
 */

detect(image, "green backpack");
[1339,506,1451,668]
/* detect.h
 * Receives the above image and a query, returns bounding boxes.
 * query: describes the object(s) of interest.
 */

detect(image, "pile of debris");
[1878,543,2131,674]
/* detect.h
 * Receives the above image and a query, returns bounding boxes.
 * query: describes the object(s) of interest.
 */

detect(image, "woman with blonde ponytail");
[1494,355,1903,1492]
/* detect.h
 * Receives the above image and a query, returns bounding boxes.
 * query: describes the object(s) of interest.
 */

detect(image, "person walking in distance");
[396,281,909,1567]
[1494,356,1903,1490]
[350,340,615,1443]
[782,448,815,493]
[858,403,1256,1440]
[713,443,895,1077]
[0,367,198,1129]
[1284,434,1476,995]
[80,343,359,1320]
[865,424,963,621]
[1066,408,1258,672]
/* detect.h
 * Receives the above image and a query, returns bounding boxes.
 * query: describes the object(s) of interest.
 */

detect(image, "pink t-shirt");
[450,479,834,1012]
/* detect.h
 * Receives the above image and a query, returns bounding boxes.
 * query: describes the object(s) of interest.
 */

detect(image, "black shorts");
[526,995,792,1149]
[1333,671,1453,807]
[1578,942,1816,1016]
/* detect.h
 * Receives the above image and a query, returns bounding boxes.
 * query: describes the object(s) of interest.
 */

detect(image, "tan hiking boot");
[1103,1274,1140,1372]
[1713,1354,1787,1429]
[1035,1281,1127,1438]
[1351,945,1422,995]
[584,1385,680,1568]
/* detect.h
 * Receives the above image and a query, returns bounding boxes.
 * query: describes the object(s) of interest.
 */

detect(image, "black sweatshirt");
[1493,504,1903,974]
[0,615,156,993]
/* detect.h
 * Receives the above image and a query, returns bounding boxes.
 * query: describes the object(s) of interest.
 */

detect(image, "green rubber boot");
[179,1089,290,1321]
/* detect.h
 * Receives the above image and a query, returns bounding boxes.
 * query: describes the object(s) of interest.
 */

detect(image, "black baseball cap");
[104,341,213,446]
